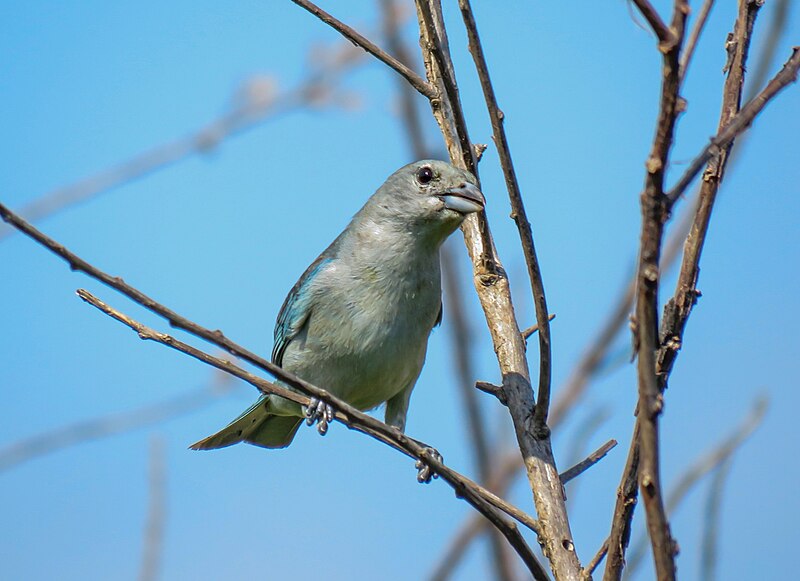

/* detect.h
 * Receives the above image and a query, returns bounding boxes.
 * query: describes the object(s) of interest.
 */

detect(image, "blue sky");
[1,1,798,580]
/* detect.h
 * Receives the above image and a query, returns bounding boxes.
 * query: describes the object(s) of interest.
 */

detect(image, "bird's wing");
[271,255,332,366]
[434,301,443,328]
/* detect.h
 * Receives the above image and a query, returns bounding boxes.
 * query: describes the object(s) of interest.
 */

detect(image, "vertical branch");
[380,5,516,577]
[632,3,688,579]
[139,436,166,581]
[699,458,733,581]
[415,2,582,579]
[456,0,553,433]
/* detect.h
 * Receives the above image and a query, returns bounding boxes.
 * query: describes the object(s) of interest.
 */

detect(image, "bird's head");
[369,160,485,243]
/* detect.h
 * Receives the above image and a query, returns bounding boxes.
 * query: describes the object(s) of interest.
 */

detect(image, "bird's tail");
[189,395,303,450]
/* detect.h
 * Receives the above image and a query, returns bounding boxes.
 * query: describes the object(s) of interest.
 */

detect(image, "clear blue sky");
[1,2,798,580]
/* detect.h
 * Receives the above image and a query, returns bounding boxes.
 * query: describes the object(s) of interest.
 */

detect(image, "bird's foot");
[415,447,443,484]
[304,397,335,436]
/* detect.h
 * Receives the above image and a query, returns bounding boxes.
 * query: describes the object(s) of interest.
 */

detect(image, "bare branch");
[522,313,556,341]
[560,439,618,485]
[76,287,549,578]
[582,540,609,581]
[415,1,581,576]
[290,0,436,99]
[0,197,549,576]
[139,436,166,581]
[631,0,676,48]
[457,0,553,433]
[606,5,774,578]
[0,376,234,473]
[667,46,800,205]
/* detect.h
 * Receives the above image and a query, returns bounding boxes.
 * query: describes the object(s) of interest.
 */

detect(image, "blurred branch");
[679,0,717,82]
[0,374,234,473]
[622,398,767,580]
[139,436,166,581]
[290,0,435,99]
[0,45,364,242]
[699,457,733,581]
[457,0,553,434]
[563,410,613,500]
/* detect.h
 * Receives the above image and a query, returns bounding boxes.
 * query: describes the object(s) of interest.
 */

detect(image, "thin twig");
[0,376,234,473]
[560,439,618,485]
[631,0,676,48]
[290,0,436,99]
[582,540,609,581]
[456,0,553,434]
[522,313,556,341]
[76,287,549,579]
[139,436,166,581]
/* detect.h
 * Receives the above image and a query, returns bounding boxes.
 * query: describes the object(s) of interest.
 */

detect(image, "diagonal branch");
[666,46,800,205]
[290,0,436,99]
[631,0,676,48]
[77,288,549,579]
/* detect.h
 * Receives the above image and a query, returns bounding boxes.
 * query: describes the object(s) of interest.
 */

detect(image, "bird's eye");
[416,166,434,185]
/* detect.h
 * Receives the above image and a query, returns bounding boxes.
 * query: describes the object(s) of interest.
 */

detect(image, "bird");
[190,160,484,472]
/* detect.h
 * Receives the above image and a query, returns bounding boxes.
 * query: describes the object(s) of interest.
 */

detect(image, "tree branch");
[630,3,689,577]
[76,287,549,579]
[560,439,618,485]
[290,0,436,99]
[631,0,676,48]
[415,1,581,577]
[457,0,553,434]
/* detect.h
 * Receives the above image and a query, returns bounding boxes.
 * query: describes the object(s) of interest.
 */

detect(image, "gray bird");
[190,160,484,460]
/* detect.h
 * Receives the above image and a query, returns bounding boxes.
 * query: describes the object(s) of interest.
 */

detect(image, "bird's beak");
[438,182,485,215]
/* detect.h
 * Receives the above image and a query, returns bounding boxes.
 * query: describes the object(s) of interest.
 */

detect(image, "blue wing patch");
[271,257,332,366]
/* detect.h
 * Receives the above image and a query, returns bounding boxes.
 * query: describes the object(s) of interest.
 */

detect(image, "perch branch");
[77,287,548,579]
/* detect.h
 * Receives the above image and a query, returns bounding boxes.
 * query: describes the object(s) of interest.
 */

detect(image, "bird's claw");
[415,447,443,484]
[304,397,335,436]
